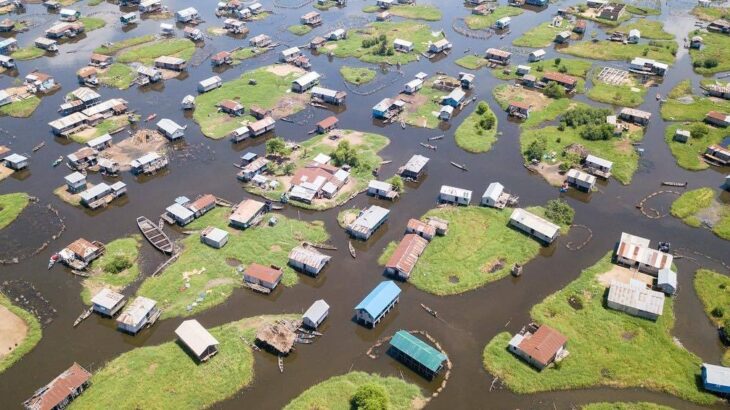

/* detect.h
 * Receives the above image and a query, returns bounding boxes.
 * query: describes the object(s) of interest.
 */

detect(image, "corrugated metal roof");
[175,319,219,357]
[355,280,401,318]
[390,330,446,372]
[607,280,665,316]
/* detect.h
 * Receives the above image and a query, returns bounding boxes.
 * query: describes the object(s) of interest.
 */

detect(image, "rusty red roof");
[543,71,577,86]
[517,325,567,367]
[23,363,91,410]
[245,263,282,284]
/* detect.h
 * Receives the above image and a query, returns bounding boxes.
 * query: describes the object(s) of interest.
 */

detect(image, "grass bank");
[661,96,730,121]
[340,66,376,84]
[454,101,499,153]
[378,206,570,295]
[79,17,106,32]
[0,293,41,374]
[664,122,729,170]
[116,38,195,65]
[689,31,730,75]
[587,72,646,107]
[670,188,730,239]
[583,403,673,410]
[465,6,523,30]
[70,315,295,409]
[482,253,717,405]
[375,5,441,21]
[560,40,676,64]
[136,208,328,318]
[93,34,156,55]
[287,25,312,36]
[70,115,130,143]
[81,236,142,304]
[513,20,571,48]
[0,193,29,230]
[691,6,729,21]
[11,46,44,61]
[330,21,438,65]
[616,19,673,40]
[284,371,424,410]
[314,0,338,10]
[694,269,730,327]
[455,55,489,70]
[0,96,41,118]
[98,63,136,90]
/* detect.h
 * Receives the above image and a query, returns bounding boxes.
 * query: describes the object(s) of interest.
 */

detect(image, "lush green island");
[11,46,45,61]
[513,20,572,48]
[663,122,725,170]
[402,77,450,129]
[116,38,196,65]
[70,315,295,409]
[93,35,156,56]
[330,22,438,65]
[615,20,673,40]
[455,55,489,70]
[378,201,573,295]
[661,81,730,121]
[587,71,647,107]
[691,6,729,21]
[492,58,590,94]
[482,253,717,405]
[0,193,29,230]
[454,101,498,153]
[689,31,730,75]
[98,63,136,90]
[560,40,676,64]
[694,269,730,365]
[79,17,106,32]
[81,236,142,304]
[0,293,41,374]
[287,25,312,36]
[0,96,41,118]
[465,6,523,30]
[340,66,377,84]
[136,208,328,318]
[283,371,424,410]
[364,4,442,21]
[670,188,730,240]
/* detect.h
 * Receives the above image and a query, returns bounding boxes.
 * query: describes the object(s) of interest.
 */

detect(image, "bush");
[689,123,709,139]
[104,255,132,274]
[544,82,566,99]
[266,137,287,157]
[712,307,725,318]
[331,140,361,168]
[387,175,404,192]
[704,58,719,69]
[553,57,561,66]
[351,383,389,410]
[525,137,547,161]
[558,65,568,73]
[580,123,614,141]
[476,101,489,115]
[561,107,613,128]
[544,198,575,226]
[479,114,495,130]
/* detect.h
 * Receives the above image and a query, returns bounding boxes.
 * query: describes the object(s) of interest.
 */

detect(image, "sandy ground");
[53,183,94,206]
[597,264,654,287]
[533,163,565,187]
[340,209,359,226]
[0,146,8,156]
[324,44,337,51]
[266,65,305,77]
[271,93,308,119]
[101,129,168,169]
[0,305,29,360]
[319,130,365,149]
[207,27,228,36]
[0,165,13,182]
[4,86,31,100]
[159,68,182,80]
[496,85,550,111]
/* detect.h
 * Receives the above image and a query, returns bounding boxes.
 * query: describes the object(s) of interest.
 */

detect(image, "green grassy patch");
[668,79,691,99]
[0,293,41,374]
[560,40,676,64]
[89,0,105,6]
[587,72,646,107]
[284,371,424,410]
[70,315,294,409]
[116,38,195,65]
[288,25,312,36]
[455,55,488,70]
[98,63,136,90]
[465,6,523,30]
[403,78,449,129]
[694,269,730,327]
[81,236,142,304]
[381,206,570,295]
[79,17,106,32]
[314,0,338,10]
[670,187,715,227]
[616,19,673,40]
[330,21,439,65]
[10,46,44,61]
[70,116,130,143]
[385,5,442,21]
[582,403,673,410]
[136,209,328,318]
[0,193,29,230]
[492,58,592,83]
[454,101,499,153]
[691,6,730,22]
[689,31,730,75]
[513,20,571,48]
[340,66,376,84]
[661,95,730,121]
[231,47,261,63]
[0,96,41,118]
[625,3,660,16]
[93,34,156,55]
[663,122,726,170]
[193,66,303,139]
[482,253,717,405]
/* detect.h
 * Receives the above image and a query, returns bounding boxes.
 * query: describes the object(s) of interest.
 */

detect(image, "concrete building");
[244,263,283,290]
[116,296,160,334]
[508,325,567,370]
[302,299,329,329]
[90,288,126,317]
[200,226,229,249]
[566,168,596,192]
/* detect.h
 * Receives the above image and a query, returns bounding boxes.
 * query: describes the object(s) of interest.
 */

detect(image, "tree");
[266,137,286,157]
[543,82,566,99]
[689,123,709,139]
[331,140,360,168]
[558,64,568,73]
[387,175,404,192]
[524,137,547,161]
[351,383,389,410]
[544,198,575,226]
[103,255,132,274]
[476,101,489,115]
[283,162,295,175]
[703,58,719,69]
[580,123,614,141]
[553,57,561,66]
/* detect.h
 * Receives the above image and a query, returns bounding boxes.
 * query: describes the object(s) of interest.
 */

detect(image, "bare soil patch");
[271,93,308,119]
[533,163,565,187]
[320,130,365,148]
[0,305,28,360]
[266,65,305,77]
[597,264,654,287]
[0,166,13,182]
[101,129,168,170]
[496,85,550,111]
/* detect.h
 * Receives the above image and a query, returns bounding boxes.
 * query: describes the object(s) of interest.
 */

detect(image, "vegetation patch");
[231,47,263,63]
[116,38,196,65]
[79,17,106,32]
[670,188,730,239]
[136,208,328,318]
[379,204,571,295]
[10,46,44,61]
[694,269,730,328]
[314,0,338,10]
[482,253,717,405]
[615,19,673,40]
[0,96,41,118]
[582,403,673,410]
[454,101,498,153]
[340,66,377,84]
[382,5,442,21]
[287,25,312,36]
[402,77,450,129]
[330,21,440,65]
[492,58,590,93]
[567,5,632,26]
[587,72,646,107]
[0,193,29,230]
[284,371,424,410]
[465,6,523,30]
[663,122,726,170]
[689,31,730,75]
[0,293,41,374]
[661,97,730,122]
[98,63,136,90]
[691,6,730,21]
[455,55,489,70]
[93,34,156,55]
[70,315,295,409]
[560,40,676,64]
[70,115,131,143]
[81,236,142,304]
[513,20,572,48]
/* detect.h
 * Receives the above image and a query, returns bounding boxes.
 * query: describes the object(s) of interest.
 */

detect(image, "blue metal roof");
[355,281,401,319]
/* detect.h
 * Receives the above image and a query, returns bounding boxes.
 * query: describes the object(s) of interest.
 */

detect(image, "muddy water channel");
[0,0,729,408]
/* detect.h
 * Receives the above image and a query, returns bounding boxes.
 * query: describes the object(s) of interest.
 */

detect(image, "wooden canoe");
[137,216,173,254]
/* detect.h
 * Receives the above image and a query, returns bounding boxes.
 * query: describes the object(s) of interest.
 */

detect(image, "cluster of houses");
[216,0,265,20]
[163,194,217,226]
[287,154,351,204]
[383,219,440,280]
[49,93,130,136]
[281,46,311,69]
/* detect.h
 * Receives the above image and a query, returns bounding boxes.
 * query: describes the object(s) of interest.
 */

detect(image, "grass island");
[80,236,142,304]
[670,188,730,240]
[0,293,41,374]
[465,6,523,30]
[454,100,499,153]
[0,193,29,230]
[340,66,377,85]
[364,4,442,21]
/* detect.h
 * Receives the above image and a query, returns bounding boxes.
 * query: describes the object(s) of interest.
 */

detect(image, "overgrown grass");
[79,17,106,32]
[116,38,195,65]
[670,188,715,227]
[89,0,105,6]
[340,66,376,84]
[521,98,577,129]
[454,101,499,153]
[0,97,41,118]
[560,40,676,64]
[93,34,155,55]
[668,79,691,99]
[455,55,488,70]
[331,21,439,65]
[0,293,41,374]
[663,122,726,171]
[582,403,673,410]
[465,6,523,30]
[11,46,44,61]
[136,209,328,318]
[0,193,29,230]
[70,116,130,143]
[81,236,142,304]
[513,20,571,48]
[383,4,441,21]
[98,63,136,90]
[689,31,730,75]
[492,58,592,83]
[70,315,295,409]
[284,371,424,410]
[482,253,717,405]
[615,19,673,40]
[193,66,302,139]
[626,3,661,16]
[691,6,730,21]
[231,47,261,63]
[587,72,646,107]
[314,0,338,10]
[694,269,730,327]
[287,25,312,36]
[379,206,570,295]
[661,95,730,121]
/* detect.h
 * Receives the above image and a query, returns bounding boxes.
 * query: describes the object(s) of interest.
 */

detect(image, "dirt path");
[0,306,29,360]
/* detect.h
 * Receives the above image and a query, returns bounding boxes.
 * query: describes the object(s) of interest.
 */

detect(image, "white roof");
[3,153,27,163]
[482,182,504,201]
[703,364,730,387]
[49,112,88,130]
[65,171,85,184]
[403,154,429,173]
[405,79,423,89]
[445,88,466,102]
[567,168,597,184]
[657,267,677,287]
[87,133,112,148]
[91,288,125,310]
[311,86,338,98]
[157,118,184,135]
[137,65,160,77]
[110,181,126,191]
[203,227,228,243]
[629,29,640,37]
[282,46,301,56]
[166,203,194,220]
[176,7,198,17]
[440,105,454,114]
[496,16,511,23]
[141,0,161,6]
[60,8,77,14]
[294,71,321,87]
[440,185,472,199]
[117,296,157,326]
[510,208,560,239]
[82,98,127,117]
[350,205,389,231]
[199,76,222,87]
[131,152,161,167]
[585,154,613,169]
[290,185,316,202]
[369,180,393,191]
[394,38,412,47]
[160,23,174,30]
[80,183,111,202]
[531,49,546,57]
[608,280,665,316]
[312,153,331,164]
[303,299,329,322]
[175,319,219,356]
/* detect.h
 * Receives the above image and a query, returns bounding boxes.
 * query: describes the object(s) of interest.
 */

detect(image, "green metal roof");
[390,330,446,372]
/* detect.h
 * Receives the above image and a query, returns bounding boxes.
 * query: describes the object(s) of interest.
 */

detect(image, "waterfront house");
[429,39,452,54]
[584,154,613,178]
[485,48,511,65]
[707,84,730,100]
[198,76,222,93]
[439,185,472,205]
[281,47,303,63]
[481,182,505,208]
[404,79,424,95]
[211,51,232,66]
[528,49,546,62]
[372,98,405,119]
[542,72,578,92]
[599,2,625,20]
[708,18,730,33]
[494,16,511,29]
[615,232,673,274]
[509,208,560,244]
[154,56,187,71]
[508,324,567,370]
[244,263,282,290]
[91,288,126,317]
[237,156,269,180]
[218,99,244,116]
[376,11,391,21]
[200,226,229,248]
[64,172,86,193]
[86,134,112,151]
[316,116,339,133]
[725,175,730,191]
[116,296,160,334]
[248,116,276,136]
[223,18,248,34]
[137,65,162,83]
[59,8,80,21]
[301,11,322,26]
[516,65,531,76]
[35,37,58,52]
[311,86,346,105]
[389,330,447,379]
[459,72,475,89]
[156,118,186,140]
[46,22,84,39]
[673,129,690,143]
[130,152,168,174]
[2,153,28,170]
[23,363,91,410]
[248,2,263,14]
[347,205,390,240]
[25,71,55,93]
[166,203,195,226]
[292,71,321,93]
[327,28,346,41]
[79,183,115,209]
[704,145,730,166]
[705,111,730,127]
[508,101,530,118]
[628,29,641,43]
[472,4,495,15]
[249,34,272,47]
[690,35,703,49]
[439,105,454,121]
[354,280,401,327]
[289,163,349,202]
[176,7,199,23]
[368,180,398,200]
[49,112,88,135]
[385,234,428,280]
[0,19,13,33]
[0,55,14,69]
[629,57,668,77]
[67,147,98,170]
[110,181,127,198]
[656,267,677,296]
[521,75,537,87]
[183,26,203,41]
[377,0,393,8]
[399,154,429,180]
[619,107,651,126]
[442,88,466,107]
[303,299,329,329]
[288,245,331,276]
[0,90,10,107]
[607,280,665,320]
[139,0,161,11]
[229,199,266,229]
[702,363,730,394]
[573,20,587,33]
[187,194,216,217]
[176,319,219,362]
[555,31,571,44]
[406,218,436,241]
[120,12,139,25]
[566,168,596,192]
[393,38,413,52]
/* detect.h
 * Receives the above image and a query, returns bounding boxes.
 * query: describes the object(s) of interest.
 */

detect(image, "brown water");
[0,0,729,409]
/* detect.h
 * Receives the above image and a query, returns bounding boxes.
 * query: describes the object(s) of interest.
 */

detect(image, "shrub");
[544,82,566,99]
[689,123,709,139]
[544,198,575,226]
[387,175,404,192]
[476,101,489,115]
[525,137,547,161]
[553,57,561,66]
[561,107,613,128]
[331,140,361,168]
[580,123,614,141]
[704,58,719,69]
[712,307,725,318]
[558,65,568,73]
[104,255,132,274]
[351,383,389,410]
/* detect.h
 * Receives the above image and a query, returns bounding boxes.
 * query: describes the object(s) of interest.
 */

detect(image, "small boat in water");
[450,161,467,171]
[420,303,438,318]
[145,113,157,122]
[137,216,173,254]
[73,307,92,327]
[48,253,59,269]
[511,263,523,277]
[348,240,356,258]
[32,142,45,152]
[278,355,284,373]
[52,156,63,167]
